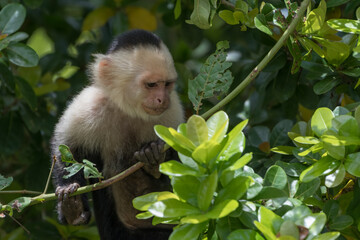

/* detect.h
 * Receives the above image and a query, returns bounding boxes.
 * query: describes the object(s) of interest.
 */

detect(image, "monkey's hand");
[55,183,91,225]
[134,140,165,179]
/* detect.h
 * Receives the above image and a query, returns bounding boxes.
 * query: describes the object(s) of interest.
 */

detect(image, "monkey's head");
[90,30,178,120]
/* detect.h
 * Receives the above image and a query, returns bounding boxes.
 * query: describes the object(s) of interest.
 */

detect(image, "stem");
[0,190,42,195]
[42,156,56,195]
[201,0,310,119]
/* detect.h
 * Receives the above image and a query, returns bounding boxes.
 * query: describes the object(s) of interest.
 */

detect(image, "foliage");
[0,0,360,239]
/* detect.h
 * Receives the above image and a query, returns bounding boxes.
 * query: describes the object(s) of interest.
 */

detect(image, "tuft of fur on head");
[89,41,177,121]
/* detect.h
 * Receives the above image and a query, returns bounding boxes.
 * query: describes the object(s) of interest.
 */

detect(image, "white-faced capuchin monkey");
[51,29,184,240]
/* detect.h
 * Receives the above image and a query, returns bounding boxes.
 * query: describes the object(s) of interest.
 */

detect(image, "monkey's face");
[140,72,175,116]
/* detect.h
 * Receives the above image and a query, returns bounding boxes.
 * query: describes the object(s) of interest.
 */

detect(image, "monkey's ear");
[96,57,112,86]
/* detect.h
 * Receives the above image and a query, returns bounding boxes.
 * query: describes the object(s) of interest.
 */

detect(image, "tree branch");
[201,0,311,119]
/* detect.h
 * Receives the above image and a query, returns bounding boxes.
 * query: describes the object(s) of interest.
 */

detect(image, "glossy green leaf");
[271,146,296,155]
[294,136,320,145]
[321,135,360,146]
[136,211,153,219]
[313,77,341,95]
[311,107,334,137]
[6,32,28,42]
[15,77,37,110]
[160,160,200,176]
[315,37,350,66]
[258,206,283,235]
[304,213,327,236]
[148,199,200,218]
[327,0,351,7]
[255,14,272,35]
[329,215,354,230]
[312,232,340,240]
[206,111,229,143]
[0,3,26,35]
[302,0,326,34]
[323,200,339,220]
[218,119,247,160]
[279,221,299,239]
[327,19,360,34]
[172,176,199,205]
[169,222,207,240]
[298,38,325,58]
[333,115,360,137]
[325,164,346,188]
[192,140,222,165]
[197,170,217,211]
[228,229,265,240]
[323,136,345,160]
[333,106,350,116]
[300,156,340,182]
[282,205,312,223]
[133,192,179,211]
[251,186,287,200]
[5,43,39,67]
[155,125,195,156]
[276,161,306,177]
[344,153,360,177]
[186,115,208,146]
[270,119,293,147]
[295,178,321,199]
[0,174,13,191]
[226,152,253,171]
[186,0,211,29]
[254,221,276,240]
[263,165,287,190]
[216,176,251,202]
[58,144,76,163]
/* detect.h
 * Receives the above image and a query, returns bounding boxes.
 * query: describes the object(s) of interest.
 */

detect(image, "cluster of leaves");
[133,111,341,240]
[188,41,233,114]
[58,145,103,181]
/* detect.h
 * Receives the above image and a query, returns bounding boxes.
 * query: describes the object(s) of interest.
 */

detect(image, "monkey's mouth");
[142,105,167,115]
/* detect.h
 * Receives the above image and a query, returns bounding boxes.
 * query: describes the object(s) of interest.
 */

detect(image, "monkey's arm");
[52,147,95,225]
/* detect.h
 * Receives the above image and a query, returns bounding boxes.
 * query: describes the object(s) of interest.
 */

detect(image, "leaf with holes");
[188,41,233,114]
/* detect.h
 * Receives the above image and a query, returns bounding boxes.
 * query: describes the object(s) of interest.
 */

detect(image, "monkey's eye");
[146,82,157,88]
[165,81,173,87]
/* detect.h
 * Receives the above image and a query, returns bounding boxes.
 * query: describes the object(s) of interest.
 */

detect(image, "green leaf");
[355,106,360,127]
[263,165,287,190]
[82,159,103,179]
[0,63,15,91]
[295,178,321,199]
[174,0,181,19]
[133,192,179,211]
[333,115,360,137]
[58,144,76,163]
[282,205,312,223]
[218,119,247,161]
[5,43,39,67]
[255,14,272,35]
[197,170,217,211]
[0,174,13,191]
[298,38,325,58]
[294,136,320,145]
[186,115,208,146]
[270,119,293,147]
[258,206,283,236]
[321,134,360,146]
[155,125,195,156]
[313,77,341,95]
[311,107,334,137]
[160,160,200,177]
[188,41,233,113]
[279,221,299,239]
[302,0,326,34]
[148,199,200,218]
[327,19,360,34]
[300,156,340,182]
[333,106,350,116]
[206,199,238,218]
[325,164,346,188]
[312,232,340,240]
[251,186,287,200]
[192,140,222,165]
[206,111,229,143]
[216,176,251,202]
[271,146,295,155]
[323,200,339,220]
[344,153,360,177]
[0,3,26,35]
[314,37,350,67]
[8,197,31,212]
[186,0,211,29]
[6,32,28,42]
[15,77,37,110]
[63,163,84,179]
[329,215,354,230]
[226,152,253,171]
[228,229,265,240]
[327,0,351,8]
[254,221,276,240]
[172,176,199,205]
[169,222,207,240]
[219,10,240,25]
[82,7,115,31]
[304,213,327,236]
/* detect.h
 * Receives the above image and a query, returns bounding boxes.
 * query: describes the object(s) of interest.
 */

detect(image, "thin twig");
[5,212,31,235]
[42,156,57,195]
[0,190,42,195]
